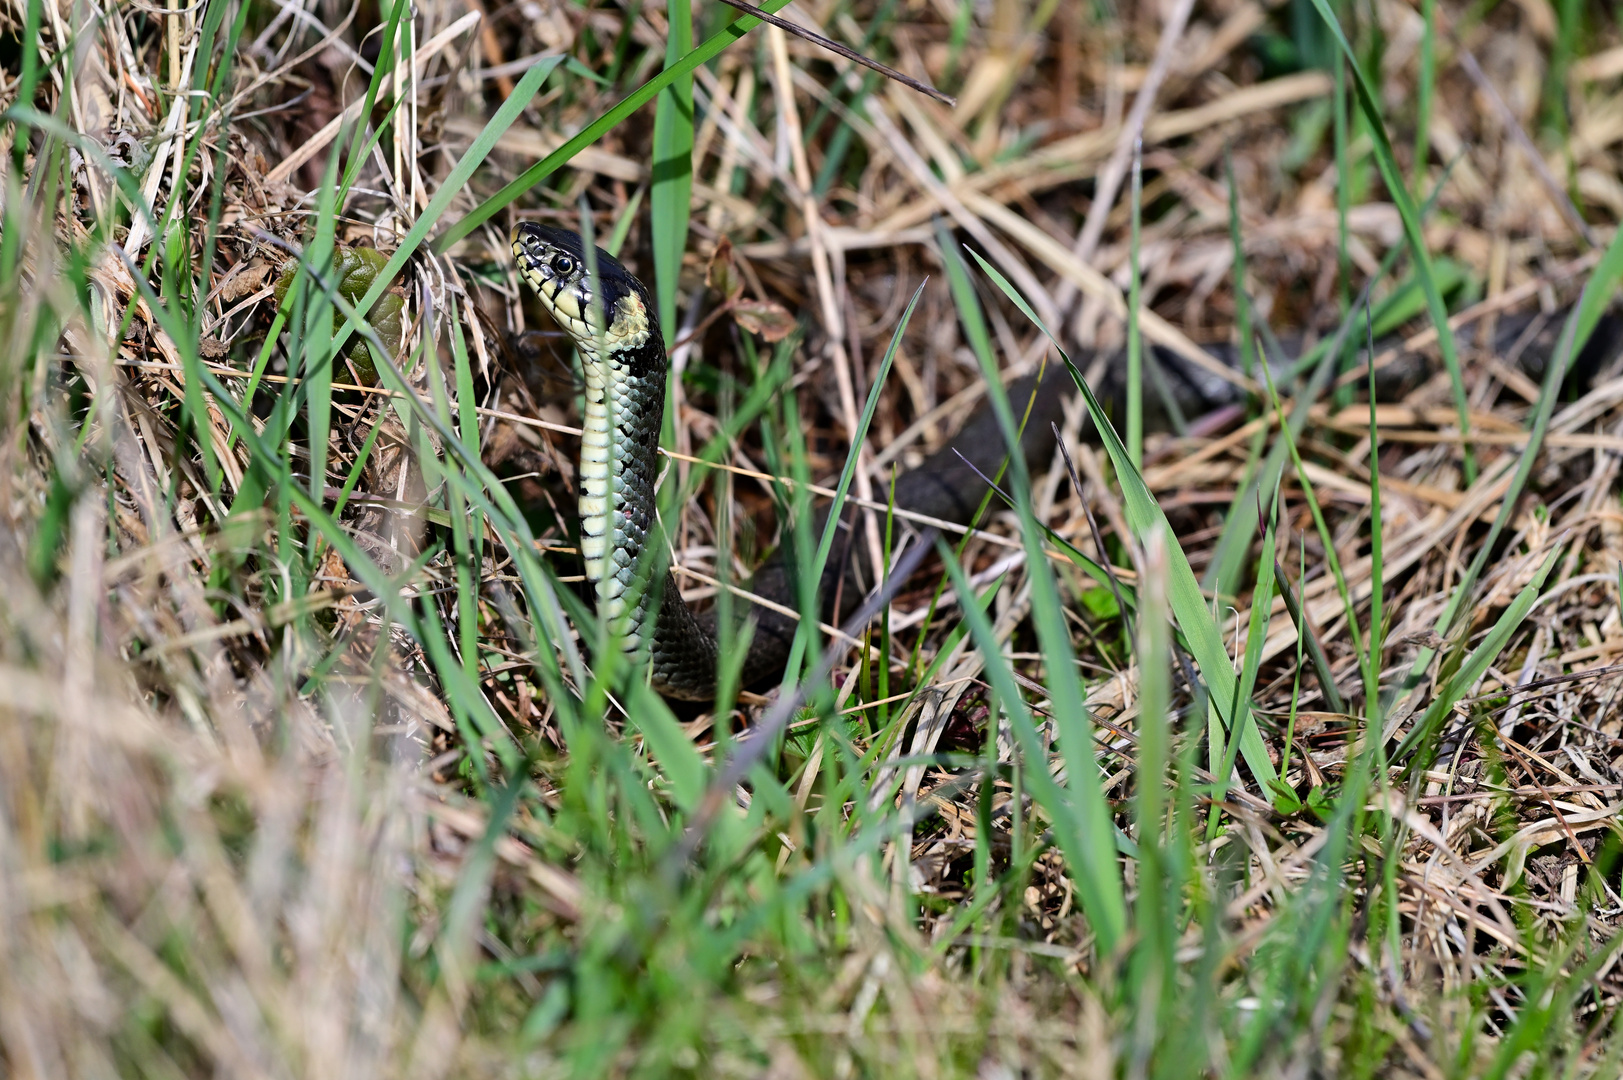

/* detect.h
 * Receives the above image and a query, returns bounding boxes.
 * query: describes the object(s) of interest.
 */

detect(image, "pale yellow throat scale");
[576,351,624,619]
[565,292,657,647]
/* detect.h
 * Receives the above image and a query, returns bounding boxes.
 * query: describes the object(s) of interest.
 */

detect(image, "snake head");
[512,223,659,366]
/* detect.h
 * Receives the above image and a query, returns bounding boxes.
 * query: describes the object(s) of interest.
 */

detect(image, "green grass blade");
[966,248,1279,790]
[325,56,561,364]
[304,151,342,507]
[337,0,410,203]
[651,0,695,346]
[1304,0,1476,482]
[779,284,921,690]
[1206,494,1277,841]
[1198,150,1262,598]
[605,184,646,258]
[1224,148,1257,385]
[433,0,797,254]
[1393,544,1561,763]
[1272,558,1346,715]
[936,540,1126,955]
[626,680,708,814]
[1129,528,1175,1057]
[1363,320,1385,723]
[935,234,1131,951]
[1210,160,1458,600]
[947,246,1130,956]
[1393,219,1623,716]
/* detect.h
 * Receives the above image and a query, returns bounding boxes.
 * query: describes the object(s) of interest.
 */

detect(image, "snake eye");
[551,254,576,277]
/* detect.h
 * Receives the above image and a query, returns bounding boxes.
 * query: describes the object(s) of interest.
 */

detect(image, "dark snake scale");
[512,223,1623,701]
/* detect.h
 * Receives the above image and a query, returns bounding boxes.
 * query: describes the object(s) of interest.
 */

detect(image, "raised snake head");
[511,223,660,373]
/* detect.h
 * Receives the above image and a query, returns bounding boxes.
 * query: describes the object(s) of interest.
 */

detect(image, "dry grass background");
[5,0,1623,1075]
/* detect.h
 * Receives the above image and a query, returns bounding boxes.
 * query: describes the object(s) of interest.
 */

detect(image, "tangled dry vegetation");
[5,0,1623,1074]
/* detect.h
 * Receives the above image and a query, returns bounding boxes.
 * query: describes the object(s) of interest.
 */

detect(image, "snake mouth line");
[511,225,653,358]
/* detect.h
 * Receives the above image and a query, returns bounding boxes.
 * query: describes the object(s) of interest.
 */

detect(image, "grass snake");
[512,223,1072,700]
[512,223,1623,701]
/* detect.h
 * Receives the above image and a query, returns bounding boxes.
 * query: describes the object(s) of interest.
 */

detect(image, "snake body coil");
[512,223,1068,700]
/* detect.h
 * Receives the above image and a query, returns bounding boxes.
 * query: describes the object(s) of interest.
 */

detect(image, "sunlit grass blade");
[303,149,341,507]
[626,680,708,814]
[1363,317,1386,725]
[941,244,1137,949]
[936,235,1127,948]
[1393,543,1561,764]
[1128,528,1174,1064]
[1205,489,1276,841]
[1392,220,1623,711]
[1211,160,1457,599]
[434,0,799,253]
[325,56,561,364]
[1305,0,1475,481]
[651,0,695,344]
[966,247,1278,791]
[936,538,1126,955]
[1271,557,1346,715]
[1199,149,1264,599]
[778,283,922,691]
[336,0,410,203]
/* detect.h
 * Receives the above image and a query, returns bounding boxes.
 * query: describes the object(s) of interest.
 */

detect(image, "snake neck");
[578,336,667,652]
